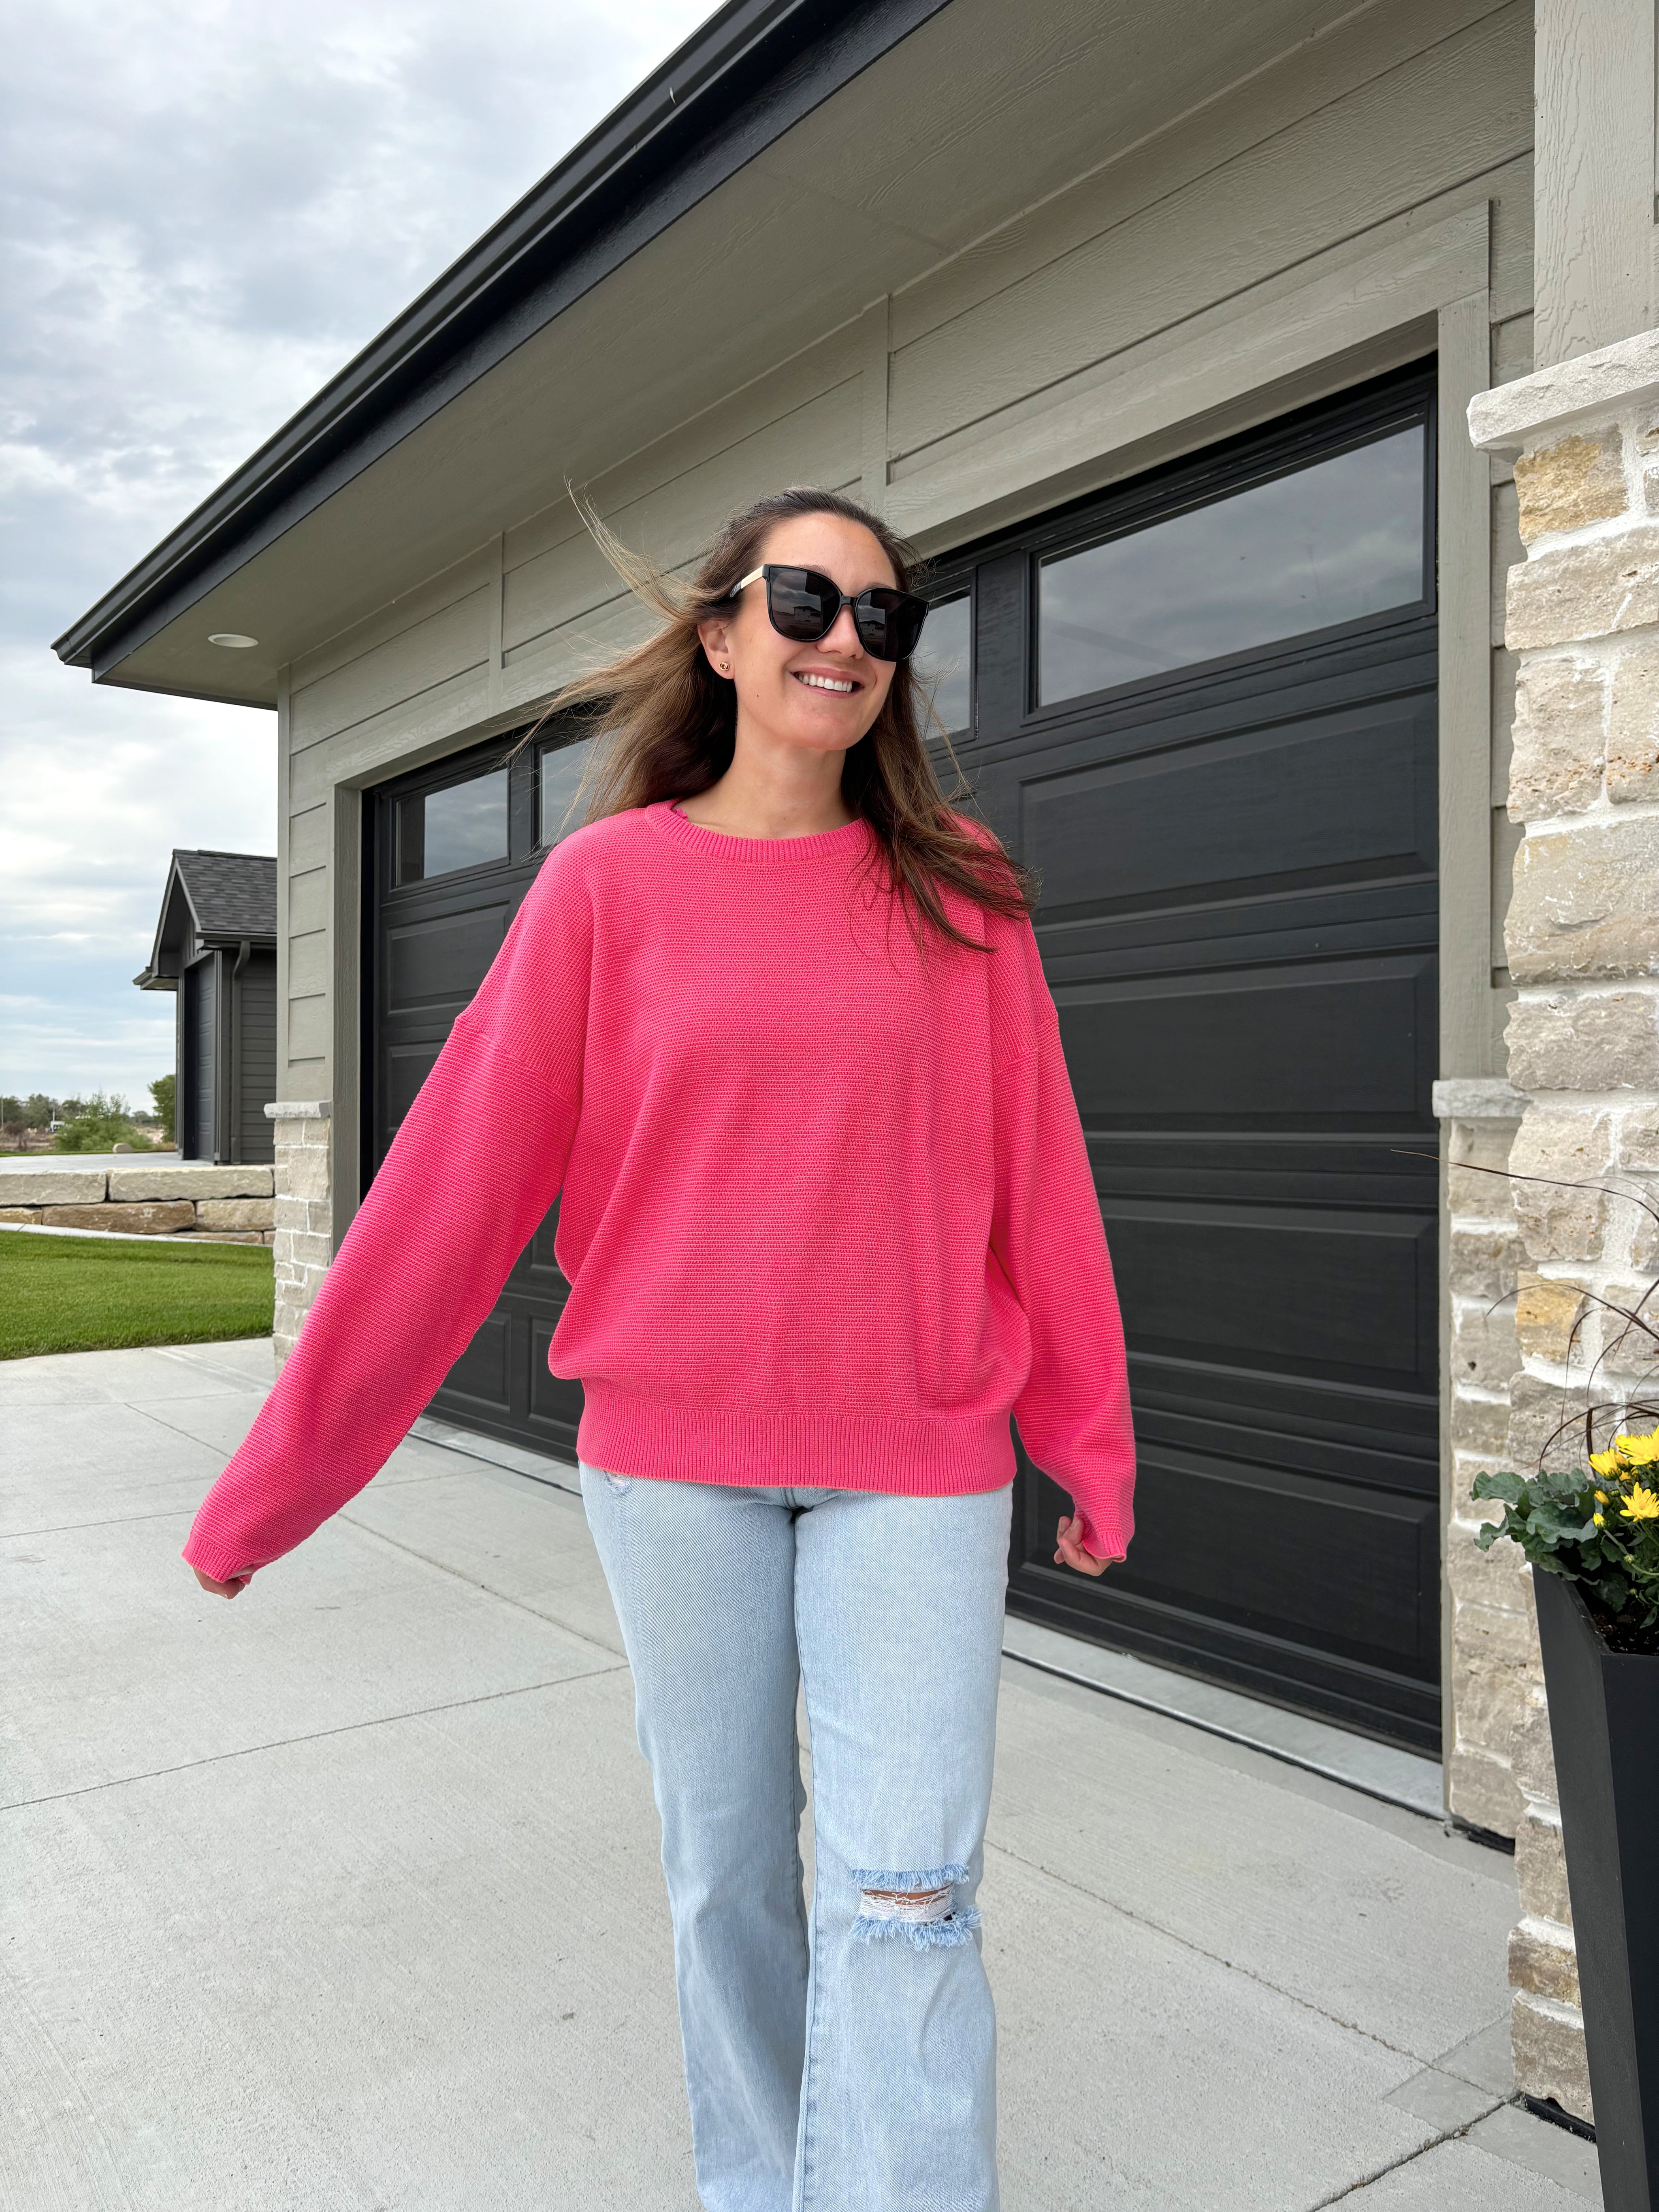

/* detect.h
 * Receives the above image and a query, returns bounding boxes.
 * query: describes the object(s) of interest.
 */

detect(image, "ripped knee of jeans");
[850,1864,980,1950]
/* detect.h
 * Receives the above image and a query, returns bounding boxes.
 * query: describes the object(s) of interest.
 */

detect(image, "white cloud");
[1,0,714,1101]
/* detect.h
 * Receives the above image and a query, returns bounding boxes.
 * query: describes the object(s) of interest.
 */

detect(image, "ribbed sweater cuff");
[181,1530,256,1584]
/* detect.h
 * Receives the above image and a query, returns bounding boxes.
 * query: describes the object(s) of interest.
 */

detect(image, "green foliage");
[0,1233,272,1360]
[149,1073,176,1145]
[22,1093,55,1128]
[0,1096,20,1124]
[1473,1440,1659,1646]
[51,1091,145,1153]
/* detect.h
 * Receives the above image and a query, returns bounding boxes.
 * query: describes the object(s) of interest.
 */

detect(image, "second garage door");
[925,362,1442,1750]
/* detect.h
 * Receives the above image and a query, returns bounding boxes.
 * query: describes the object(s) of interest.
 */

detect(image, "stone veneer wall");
[267,1101,332,1365]
[1440,1079,1529,1844]
[0,1165,275,1243]
[1466,329,1659,2125]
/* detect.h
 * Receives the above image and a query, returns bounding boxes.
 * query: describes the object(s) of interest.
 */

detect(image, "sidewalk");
[1,1340,1602,2210]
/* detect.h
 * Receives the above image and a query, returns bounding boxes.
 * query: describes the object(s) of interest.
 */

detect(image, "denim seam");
[794,1610,824,2212]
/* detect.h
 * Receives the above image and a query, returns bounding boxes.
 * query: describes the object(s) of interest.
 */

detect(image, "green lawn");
[0,1232,274,1360]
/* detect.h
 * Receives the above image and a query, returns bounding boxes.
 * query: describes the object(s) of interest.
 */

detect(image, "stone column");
[1438,1077,1528,1841]
[1468,328,1659,2125]
[263,1099,333,1365]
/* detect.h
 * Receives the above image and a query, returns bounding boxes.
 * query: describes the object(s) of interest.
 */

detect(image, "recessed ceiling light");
[208,632,258,648]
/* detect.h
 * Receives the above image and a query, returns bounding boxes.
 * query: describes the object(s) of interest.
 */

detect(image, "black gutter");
[54,0,951,681]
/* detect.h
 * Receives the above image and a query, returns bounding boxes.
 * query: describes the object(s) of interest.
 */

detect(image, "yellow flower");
[1621,1484,1659,1522]
[1590,1446,1625,1478]
[1594,1512,1606,1527]
[1616,1429,1659,1466]
[1595,1489,1609,1502]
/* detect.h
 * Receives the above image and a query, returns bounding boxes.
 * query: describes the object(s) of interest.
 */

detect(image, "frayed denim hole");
[601,1470,633,1497]
[850,1907,982,1951]
[850,1864,977,1949]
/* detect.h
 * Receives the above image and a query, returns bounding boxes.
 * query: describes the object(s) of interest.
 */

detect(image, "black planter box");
[1532,1570,1659,2212]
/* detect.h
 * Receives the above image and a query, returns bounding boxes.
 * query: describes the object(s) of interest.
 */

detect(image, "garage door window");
[396,766,509,883]
[1037,423,1427,706]
[915,592,972,734]
[539,738,596,848]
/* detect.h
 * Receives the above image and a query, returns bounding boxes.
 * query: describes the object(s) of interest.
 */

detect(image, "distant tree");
[150,1073,176,1145]
[0,1096,19,1124]
[58,1097,87,1123]
[52,1092,143,1153]
[22,1092,55,1129]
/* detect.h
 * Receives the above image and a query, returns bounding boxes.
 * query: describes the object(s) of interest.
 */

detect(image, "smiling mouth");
[793,670,859,694]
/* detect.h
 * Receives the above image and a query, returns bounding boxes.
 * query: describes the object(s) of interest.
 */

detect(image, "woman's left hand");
[1053,1514,1118,1577]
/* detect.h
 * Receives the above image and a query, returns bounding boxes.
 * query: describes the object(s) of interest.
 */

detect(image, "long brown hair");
[520,486,1036,954]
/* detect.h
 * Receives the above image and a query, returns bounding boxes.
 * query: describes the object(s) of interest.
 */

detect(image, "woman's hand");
[191,1565,251,1599]
[1053,1514,1119,1578]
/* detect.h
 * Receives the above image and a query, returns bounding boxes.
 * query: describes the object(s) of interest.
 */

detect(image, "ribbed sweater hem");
[575,1382,1019,1496]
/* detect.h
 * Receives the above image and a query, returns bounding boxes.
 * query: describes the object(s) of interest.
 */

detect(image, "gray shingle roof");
[174,849,277,940]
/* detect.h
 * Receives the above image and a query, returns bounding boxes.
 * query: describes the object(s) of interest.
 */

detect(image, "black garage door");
[365,729,595,1457]
[927,362,1441,1749]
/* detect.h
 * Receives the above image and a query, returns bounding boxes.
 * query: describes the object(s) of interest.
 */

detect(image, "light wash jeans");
[578,1463,1012,2212]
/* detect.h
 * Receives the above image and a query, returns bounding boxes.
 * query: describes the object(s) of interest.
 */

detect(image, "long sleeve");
[181,850,594,1584]
[988,913,1136,1561]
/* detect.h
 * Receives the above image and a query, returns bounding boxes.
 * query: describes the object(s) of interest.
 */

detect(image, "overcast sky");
[2,0,713,1110]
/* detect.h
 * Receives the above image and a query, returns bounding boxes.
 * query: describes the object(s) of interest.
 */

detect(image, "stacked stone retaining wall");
[0,1165,275,1244]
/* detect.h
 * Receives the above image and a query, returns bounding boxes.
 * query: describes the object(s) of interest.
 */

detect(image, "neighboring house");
[133,849,278,1163]
[55,0,1659,2119]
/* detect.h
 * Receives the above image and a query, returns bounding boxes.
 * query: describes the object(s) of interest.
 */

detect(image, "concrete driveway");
[2,1339,1603,2210]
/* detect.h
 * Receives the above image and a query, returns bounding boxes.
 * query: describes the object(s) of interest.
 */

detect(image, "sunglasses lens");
[855,589,930,662]
[765,567,839,643]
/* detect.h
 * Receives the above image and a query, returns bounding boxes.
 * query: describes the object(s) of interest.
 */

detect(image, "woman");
[182,486,1135,2212]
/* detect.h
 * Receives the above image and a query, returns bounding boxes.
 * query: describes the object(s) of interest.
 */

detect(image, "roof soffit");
[58,0,955,690]
[77,0,1362,704]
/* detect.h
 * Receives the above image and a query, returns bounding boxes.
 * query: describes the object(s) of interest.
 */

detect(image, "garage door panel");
[1103,1200,1436,1392]
[385,1041,444,1132]
[435,1309,514,1422]
[1058,955,1435,1124]
[385,903,510,1015]
[1113,1446,1439,1677]
[1132,1383,1437,1497]
[1040,883,1436,979]
[1012,1460,1442,1747]
[1024,693,1435,921]
[1091,1133,1435,1209]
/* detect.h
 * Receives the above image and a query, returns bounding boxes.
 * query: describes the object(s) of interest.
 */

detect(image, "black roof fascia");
[55,0,951,683]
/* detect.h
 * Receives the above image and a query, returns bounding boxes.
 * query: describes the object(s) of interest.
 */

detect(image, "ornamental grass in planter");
[1473,1391,1659,2208]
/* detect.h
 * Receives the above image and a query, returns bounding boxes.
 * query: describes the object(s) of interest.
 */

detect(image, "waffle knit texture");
[181,800,1135,1583]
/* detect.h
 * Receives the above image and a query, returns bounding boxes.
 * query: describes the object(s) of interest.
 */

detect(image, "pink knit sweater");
[181,800,1135,1583]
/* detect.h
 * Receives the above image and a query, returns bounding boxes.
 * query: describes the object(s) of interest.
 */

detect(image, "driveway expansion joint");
[0,1668,629,1816]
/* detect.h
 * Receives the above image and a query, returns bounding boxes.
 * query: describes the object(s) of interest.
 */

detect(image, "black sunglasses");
[735,564,930,662]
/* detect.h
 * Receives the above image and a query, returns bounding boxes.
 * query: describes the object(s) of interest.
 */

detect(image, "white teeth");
[796,672,855,693]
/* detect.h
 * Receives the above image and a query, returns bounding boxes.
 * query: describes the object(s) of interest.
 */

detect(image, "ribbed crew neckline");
[645,797,872,865]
